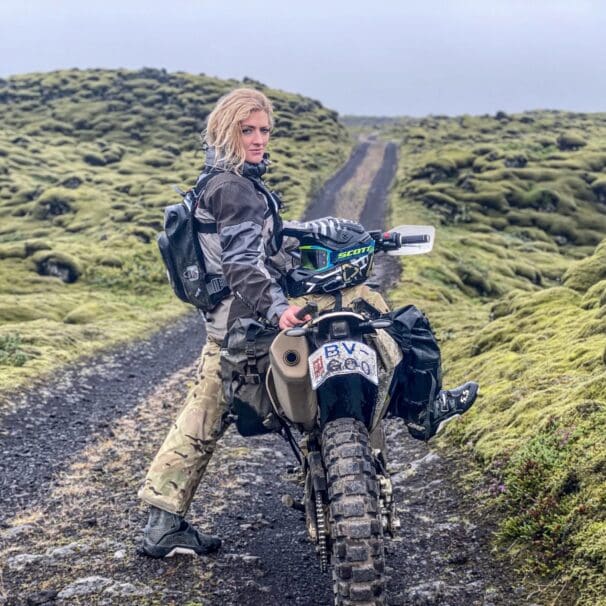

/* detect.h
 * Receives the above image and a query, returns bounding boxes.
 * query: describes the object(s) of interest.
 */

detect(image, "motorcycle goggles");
[299,242,375,272]
[299,245,334,272]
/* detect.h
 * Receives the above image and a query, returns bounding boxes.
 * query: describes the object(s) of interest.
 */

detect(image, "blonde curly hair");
[203,88,274,173]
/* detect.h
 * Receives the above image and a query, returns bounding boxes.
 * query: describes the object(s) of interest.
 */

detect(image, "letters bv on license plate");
[308,340,378,390]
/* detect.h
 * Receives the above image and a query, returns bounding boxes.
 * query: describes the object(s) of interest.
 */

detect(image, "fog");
[1,0,605,116]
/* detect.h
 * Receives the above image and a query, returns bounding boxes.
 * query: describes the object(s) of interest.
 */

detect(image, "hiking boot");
[140,506,221,558]
[406,381,479,441]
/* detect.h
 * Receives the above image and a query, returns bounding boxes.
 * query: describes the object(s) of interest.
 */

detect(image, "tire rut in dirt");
[303,142,370,220]
[358,141,402,294]
[322,418,385,606]
[358,142,398,231]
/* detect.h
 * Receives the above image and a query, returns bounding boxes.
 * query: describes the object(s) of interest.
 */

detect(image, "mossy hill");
[0,68,351,390]
[375,110,606,605]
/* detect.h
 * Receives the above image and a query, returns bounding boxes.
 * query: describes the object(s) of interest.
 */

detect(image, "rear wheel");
[322,418,385,605]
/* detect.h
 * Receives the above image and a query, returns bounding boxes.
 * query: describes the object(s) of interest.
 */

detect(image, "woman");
[138,88,307,558]
[138,88,477,558]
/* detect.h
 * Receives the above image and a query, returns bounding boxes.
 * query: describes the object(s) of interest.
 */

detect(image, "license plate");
[308,340,378,390]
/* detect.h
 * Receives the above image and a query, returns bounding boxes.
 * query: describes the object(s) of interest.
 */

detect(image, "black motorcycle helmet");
[283,218,375,297]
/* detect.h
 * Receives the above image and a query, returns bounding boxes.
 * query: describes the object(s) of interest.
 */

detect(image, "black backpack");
[157,170,230,311]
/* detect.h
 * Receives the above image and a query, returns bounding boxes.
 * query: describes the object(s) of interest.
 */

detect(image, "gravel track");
[303,142,370,221]
[0,143,535,606]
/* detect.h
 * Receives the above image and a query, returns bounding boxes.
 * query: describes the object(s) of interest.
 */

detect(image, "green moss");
[140,149,175,168]
[64,301,122,324]
[455,262,501,297]
[563,241,606,292]
[461,190,509,212]
[0,243,27,259]
[0,333,28,366]
[557,132,587,151]
[512,262,542,285]
[0,302,50,322]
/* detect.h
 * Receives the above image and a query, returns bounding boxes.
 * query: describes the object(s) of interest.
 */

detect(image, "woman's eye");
[261,128,271,134]
[242,127,252,135]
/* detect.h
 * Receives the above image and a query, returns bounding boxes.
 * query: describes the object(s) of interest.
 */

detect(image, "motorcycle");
[265,225,435,605]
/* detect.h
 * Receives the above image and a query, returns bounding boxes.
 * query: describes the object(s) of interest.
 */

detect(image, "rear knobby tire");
[322,418,385,606]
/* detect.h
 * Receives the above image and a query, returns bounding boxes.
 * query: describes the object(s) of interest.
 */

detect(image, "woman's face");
[241,111,271,164]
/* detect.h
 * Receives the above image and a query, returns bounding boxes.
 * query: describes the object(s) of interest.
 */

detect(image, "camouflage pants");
[139,284,390,516]
[138,338,228,515]
[288,283,389,317]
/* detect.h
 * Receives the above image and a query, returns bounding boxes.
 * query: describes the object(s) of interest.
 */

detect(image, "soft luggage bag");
[221,318,282,437]
[384,305,443,437]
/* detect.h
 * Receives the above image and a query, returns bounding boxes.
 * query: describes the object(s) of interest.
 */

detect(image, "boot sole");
[165,547,199,557]
[436,413,461,435]
[140,540,221,559]
[140,543,212,558]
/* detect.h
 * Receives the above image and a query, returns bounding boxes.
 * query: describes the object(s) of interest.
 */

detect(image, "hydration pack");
[157,170,230,311]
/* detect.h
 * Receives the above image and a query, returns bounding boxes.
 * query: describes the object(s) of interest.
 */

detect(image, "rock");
[57,576,113,599]
[447,551,468,565]
[104,582,152,597]
[504,154,527,168]
[7,553,44,571]
[46,542,89,561]
[1,524,35,539]
[464,580,484,593]
[223,553,263,567]
[32,251,82,284]
[406,580,447,604]
[26,590,58,605]
[411,452,441,471]
[243,580,270,593]
[113,549,126,560]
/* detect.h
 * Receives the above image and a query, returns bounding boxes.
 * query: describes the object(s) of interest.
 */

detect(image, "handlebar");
[369,230,429,251]
[400,234,430,245]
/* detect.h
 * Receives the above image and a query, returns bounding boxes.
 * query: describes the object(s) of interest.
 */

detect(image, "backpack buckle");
[245,343,260,383]
[245,373,261,385]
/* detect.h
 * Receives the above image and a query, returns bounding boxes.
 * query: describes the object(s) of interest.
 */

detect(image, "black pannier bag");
[221,318,282,437]
[157,173,230,311]
[384,305,443,440]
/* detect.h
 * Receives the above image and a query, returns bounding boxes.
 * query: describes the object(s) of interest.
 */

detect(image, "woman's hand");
[279,305,310,330]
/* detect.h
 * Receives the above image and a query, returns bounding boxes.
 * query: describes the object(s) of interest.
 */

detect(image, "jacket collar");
[204,146,269,179]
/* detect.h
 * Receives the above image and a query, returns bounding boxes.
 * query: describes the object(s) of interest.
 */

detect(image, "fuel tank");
[268,332,318,430]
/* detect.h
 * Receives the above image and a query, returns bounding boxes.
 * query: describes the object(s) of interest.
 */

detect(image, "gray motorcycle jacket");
[195,170,290,341]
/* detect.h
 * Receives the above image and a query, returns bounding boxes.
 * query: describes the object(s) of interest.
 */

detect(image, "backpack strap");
[185,169,229,300]
[190,169,282,239]
[188,169,222,233]
[248,177,284,251]
[197,222,218,233]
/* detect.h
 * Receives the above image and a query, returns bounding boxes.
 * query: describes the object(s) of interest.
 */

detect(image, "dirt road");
[0,142,533,606]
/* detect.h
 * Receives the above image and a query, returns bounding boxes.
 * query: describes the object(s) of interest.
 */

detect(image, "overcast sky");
[1,0,605,116]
